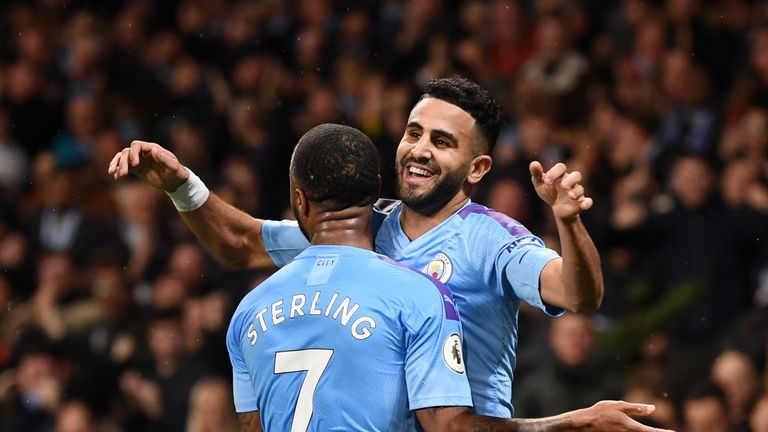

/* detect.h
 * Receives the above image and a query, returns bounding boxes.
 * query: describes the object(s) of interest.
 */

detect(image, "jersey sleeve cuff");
[234,401,259,413]
[409,396,474,411]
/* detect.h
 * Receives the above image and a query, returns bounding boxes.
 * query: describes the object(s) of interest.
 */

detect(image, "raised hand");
[530,161,593,222]
[107,140,189,192]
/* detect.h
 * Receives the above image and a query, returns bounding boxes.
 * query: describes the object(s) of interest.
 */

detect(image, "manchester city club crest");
[423,252,453,283]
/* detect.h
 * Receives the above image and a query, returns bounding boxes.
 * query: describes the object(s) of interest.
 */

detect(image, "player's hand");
[573,401,676,432]
[107,140,189,192]
[530,161,593,222]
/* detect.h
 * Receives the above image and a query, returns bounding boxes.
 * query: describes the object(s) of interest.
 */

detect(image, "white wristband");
[165,168,210,212]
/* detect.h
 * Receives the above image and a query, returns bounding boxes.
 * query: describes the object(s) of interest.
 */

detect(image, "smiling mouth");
[408,166,434,178]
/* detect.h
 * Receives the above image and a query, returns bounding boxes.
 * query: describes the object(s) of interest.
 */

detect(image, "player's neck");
[310,205,375,250]
[400,193,470,241]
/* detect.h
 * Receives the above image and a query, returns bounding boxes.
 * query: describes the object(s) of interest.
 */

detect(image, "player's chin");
[400,190,435,209]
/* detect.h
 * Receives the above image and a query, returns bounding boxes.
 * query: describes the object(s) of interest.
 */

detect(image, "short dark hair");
[290,123,379,211]
[421,76,503,153]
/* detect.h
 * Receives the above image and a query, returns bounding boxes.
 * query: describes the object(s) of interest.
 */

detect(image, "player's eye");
[408,131,421,140]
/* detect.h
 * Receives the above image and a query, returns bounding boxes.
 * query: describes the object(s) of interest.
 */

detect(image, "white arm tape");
[165,168,210,212]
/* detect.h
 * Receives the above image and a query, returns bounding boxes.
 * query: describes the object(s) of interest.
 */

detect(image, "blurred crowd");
[0,0,767,431]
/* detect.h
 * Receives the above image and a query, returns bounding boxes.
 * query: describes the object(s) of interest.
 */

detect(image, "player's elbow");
[567,300,599,314]
[566,285,604,314]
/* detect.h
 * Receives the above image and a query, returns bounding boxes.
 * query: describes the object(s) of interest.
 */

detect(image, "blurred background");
[0,0,767,431]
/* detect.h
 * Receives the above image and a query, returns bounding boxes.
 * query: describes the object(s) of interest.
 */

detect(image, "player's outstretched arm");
[108,140,276,269]
[416,401,676,432]
[530,161,604,313]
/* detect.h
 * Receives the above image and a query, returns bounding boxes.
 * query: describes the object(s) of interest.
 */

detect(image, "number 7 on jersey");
[274,349,334,432]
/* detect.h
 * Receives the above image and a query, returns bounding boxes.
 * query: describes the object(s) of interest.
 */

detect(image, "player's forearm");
[418,407,572,432]
[461,415,572,432]
[554,215,603,313]
[179,193,276,269]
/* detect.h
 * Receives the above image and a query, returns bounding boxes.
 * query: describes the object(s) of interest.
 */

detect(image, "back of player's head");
[290,123,379,211]
[421,76,503,154]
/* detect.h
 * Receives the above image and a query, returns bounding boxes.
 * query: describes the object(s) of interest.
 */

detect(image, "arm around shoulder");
[179,192,275,269]
[107,140,276,270]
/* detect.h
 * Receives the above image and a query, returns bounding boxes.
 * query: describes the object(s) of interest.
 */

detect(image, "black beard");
[397,159,468,216]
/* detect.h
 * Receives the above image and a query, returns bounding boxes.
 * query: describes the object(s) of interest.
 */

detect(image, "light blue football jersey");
[226,245,472,432]
[261,200,562,418]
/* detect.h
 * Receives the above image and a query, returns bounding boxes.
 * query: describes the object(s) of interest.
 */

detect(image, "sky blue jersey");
[261,200,562,418]
[226,245,472,432]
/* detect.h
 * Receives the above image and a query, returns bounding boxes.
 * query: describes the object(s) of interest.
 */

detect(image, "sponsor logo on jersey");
[442,333,465,374]
[424,252,453,284]
[503,236,544,252]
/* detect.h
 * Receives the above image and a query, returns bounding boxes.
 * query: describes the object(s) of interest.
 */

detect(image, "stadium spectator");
[711,349,763,430]
[514,313,623,417]
[751,393,768,432]
[682,383,730,432]
[185,378,239,432]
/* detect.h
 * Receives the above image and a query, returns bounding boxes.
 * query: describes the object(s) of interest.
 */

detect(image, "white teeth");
[409,166,432,176]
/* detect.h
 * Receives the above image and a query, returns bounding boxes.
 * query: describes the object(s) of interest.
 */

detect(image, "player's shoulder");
[371,254,430,284]
[455,203,533,239]
[374,255,460,318]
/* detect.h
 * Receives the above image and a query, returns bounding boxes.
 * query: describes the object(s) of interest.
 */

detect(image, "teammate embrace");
[110,77,674,432]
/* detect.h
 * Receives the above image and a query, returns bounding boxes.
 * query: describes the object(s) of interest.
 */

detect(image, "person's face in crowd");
[37,253,74,294]
[738,108,768,153]
[751,395,768,432]
[670,156,714,210]
[721,158,758,207]
[92,266,131,321]
[43,169,76,209]
[151,275,189,311]
[189,379,237,431]
[16,352,59,400]
[662,51,692,102]
[396,97,488,215]
[751,29,768,83]
[684,396,730,432]
[711,350,760,422]
[536,16,567,62]
[549,313,595,368]
[5,62,41,103]
[519,115,552,158]
[67,96,101,139]
[666,0,700,23]
[55,401,94,432]
[486,178,528,224]
[167,243,207,288]
[634,18,665,64]
[610,115,654,171]
[148,317,185,362]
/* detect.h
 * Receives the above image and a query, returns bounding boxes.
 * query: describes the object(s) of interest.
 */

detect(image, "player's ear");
[293,187,310,217]
[467,154,492,185]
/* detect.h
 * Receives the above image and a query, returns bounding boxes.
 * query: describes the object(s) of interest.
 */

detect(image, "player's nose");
[410,137,432,160]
